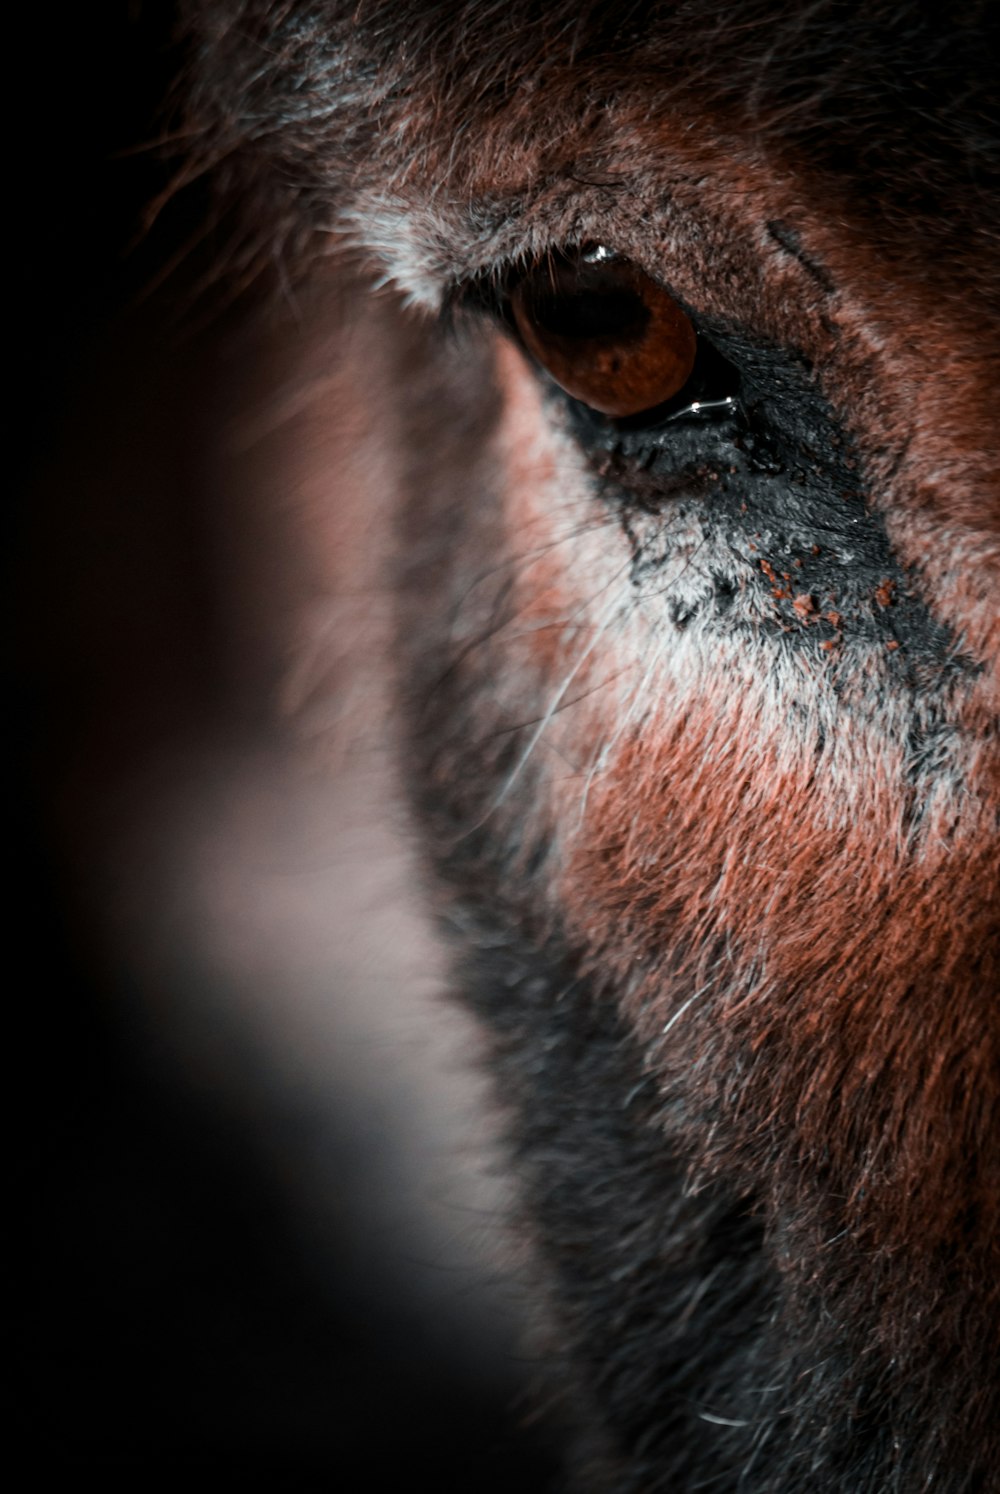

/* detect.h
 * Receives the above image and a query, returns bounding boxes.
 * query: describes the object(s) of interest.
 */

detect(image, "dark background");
[14,6,555,1484]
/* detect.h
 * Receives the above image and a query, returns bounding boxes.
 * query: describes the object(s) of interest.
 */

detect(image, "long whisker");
[488,566,631,812]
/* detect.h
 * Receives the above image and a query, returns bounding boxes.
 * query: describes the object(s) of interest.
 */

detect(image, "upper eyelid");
[443,245,628,330]
[451,246,691,320]
[445,243,610,315]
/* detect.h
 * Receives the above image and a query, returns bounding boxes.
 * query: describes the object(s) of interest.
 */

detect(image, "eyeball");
[509,247,697,418]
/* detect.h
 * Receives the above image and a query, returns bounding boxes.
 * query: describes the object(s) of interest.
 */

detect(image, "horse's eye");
[509,247,697,418]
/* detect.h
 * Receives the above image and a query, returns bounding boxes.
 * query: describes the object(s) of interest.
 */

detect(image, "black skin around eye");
[466,261,819,474]
[562,327,828,485]
[454,264,971,687]
[552,326,967,681]
[608,333,743,431]
[558,314,827,477]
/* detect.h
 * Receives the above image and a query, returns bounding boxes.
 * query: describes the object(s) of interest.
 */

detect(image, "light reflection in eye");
[510,247,698,418]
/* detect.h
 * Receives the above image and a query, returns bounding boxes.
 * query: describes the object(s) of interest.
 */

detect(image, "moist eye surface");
[504,246,703,418]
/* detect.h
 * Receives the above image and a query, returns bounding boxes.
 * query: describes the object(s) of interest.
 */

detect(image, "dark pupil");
[529,286,650,342]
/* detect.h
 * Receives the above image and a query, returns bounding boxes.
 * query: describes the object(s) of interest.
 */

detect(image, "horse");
[174,3,999,1487]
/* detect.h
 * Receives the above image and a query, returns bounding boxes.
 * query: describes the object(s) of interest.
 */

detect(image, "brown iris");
[510,247,697,418]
